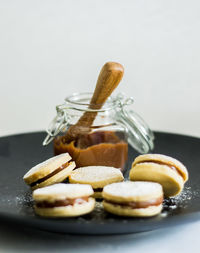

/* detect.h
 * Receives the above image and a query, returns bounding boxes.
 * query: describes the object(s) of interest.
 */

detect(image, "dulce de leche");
[54,131,128,171]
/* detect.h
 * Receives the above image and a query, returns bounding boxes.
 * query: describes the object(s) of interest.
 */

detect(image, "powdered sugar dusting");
[103,181,162,198]
[173,186,193,203]
[23,153,70,178]
[70,166,123,182]
[33,183,94,200]
[162,186,197,214]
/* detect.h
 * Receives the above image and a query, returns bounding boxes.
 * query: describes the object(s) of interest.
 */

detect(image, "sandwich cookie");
[102,181,163,217]
[33,183,95,217]
[69,166,124,198]
[23,153,76,190]
[129,154,188,197]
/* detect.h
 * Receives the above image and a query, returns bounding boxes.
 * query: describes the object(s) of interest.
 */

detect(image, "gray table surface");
[0,219,199,253]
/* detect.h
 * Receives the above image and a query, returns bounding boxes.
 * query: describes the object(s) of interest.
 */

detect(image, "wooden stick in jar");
[62,62,124,144]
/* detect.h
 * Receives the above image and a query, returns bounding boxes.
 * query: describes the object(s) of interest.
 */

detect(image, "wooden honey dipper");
[62,62,124,144]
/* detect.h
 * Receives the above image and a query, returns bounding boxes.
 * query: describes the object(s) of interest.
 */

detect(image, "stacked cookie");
[102,181,163,217]
[23,152,188,218]
[69,166,124,198]
[33,184,95,217]
[129,154,188,197]
[23,153,75,190]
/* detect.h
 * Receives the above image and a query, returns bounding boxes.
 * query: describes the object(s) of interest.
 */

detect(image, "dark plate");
[0,131,199,235]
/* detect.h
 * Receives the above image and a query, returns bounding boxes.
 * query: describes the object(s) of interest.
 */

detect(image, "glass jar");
[43,93,154,172]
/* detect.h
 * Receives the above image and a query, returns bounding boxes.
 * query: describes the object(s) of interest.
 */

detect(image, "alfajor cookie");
[69,166,124,198]
[33,183,95,217]
[102,181,163,217]
[129,154,188,197]
[23,153,76,190]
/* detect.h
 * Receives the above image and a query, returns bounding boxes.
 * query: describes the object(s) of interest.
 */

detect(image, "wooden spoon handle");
[89,62,124,108]
[64,62,124,143]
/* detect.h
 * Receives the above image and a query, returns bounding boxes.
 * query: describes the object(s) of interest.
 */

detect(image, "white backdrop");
[0,0,199,137]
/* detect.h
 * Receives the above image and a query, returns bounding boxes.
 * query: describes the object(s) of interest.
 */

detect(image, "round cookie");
[129,154,188,197]
[69,166,124,198]
[33,183,95,217]
[23,153,76,190]
[102,181,163,217]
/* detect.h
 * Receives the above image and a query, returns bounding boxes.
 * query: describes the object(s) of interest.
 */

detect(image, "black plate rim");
[0,130,200,235]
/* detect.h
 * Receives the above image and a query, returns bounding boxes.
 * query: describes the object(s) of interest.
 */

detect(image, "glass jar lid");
[43,93,154,154]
